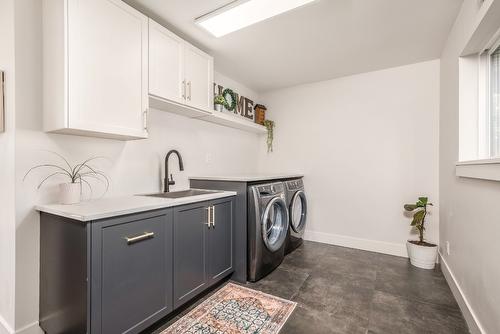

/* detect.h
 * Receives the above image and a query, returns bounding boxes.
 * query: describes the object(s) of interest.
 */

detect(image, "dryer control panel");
[286,179,304,191]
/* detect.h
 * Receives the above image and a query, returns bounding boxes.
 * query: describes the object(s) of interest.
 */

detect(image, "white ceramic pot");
[59,182,81,205]
[406,241,438,269]
[215,104,223,112]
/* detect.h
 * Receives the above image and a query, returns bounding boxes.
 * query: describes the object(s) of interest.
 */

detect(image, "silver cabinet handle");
[187,81,192,101]
[182,80,186,100]
[143,109,148,132]
[211,205,215,228]
[205,206,211,228]
[125,232,154,245]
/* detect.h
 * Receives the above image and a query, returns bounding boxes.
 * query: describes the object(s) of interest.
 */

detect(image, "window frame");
[487,41,500,157]
[456,8,500,181]
[459,34,500,164]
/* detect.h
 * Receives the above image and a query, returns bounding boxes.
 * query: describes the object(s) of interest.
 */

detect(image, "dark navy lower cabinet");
[173,197,235,309]
[39,197,234,334]
[207,199,233,284]
[173,202,209,309]
[91,210,174,334]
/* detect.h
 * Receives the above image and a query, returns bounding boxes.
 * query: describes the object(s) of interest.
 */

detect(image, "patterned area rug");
[162,283,297,334]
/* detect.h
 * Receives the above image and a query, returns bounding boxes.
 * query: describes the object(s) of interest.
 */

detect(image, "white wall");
[440,0,500,333]
[259,60,440,257]
[0,0,17,333]
[12,1,262,332]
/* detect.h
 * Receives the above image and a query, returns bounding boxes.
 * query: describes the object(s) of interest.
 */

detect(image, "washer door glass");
[261,197,288,252]
[290,191,307,233]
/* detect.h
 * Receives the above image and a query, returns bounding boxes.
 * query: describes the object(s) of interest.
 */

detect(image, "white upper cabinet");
[184,44,213,112]
[148,20,184,104]
[43,0,149,140]
[148,19,214,115]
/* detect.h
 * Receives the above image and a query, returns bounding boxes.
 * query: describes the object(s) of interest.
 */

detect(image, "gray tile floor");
[147,241,469,334]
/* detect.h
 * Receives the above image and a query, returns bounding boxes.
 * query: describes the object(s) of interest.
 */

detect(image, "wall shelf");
[149,95,267,134]
[201,112,267,134]
[149,95,211,118]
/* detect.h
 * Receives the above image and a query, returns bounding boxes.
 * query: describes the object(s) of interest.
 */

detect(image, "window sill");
[456,159,500,181]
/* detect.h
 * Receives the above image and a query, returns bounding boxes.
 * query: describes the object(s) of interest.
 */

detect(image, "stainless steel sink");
[143,189,220,199]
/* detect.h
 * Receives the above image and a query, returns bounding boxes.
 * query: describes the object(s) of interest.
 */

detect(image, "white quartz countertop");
[189,173,304,182]
[36,190,236,222]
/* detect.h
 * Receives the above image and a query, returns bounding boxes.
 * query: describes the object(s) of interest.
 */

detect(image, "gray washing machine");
[285,178,307,254]
[247,182,289,282]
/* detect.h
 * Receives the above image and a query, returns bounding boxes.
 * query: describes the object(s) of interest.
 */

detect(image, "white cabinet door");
[184,44,213,111]
[149,19,184,104]
[67,0,148,138]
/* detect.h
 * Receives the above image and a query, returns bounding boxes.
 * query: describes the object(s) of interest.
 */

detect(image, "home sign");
[213,83,255,121]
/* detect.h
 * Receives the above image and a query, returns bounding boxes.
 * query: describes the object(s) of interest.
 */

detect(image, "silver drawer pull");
[205,207,211,228]
[125,232,154,244]
[212,205,215,228]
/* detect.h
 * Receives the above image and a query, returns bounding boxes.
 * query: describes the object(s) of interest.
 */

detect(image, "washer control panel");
[257,182,284,195]
[286,179,303,191]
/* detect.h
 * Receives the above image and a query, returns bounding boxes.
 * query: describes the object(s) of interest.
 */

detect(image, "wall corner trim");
[303,230,408,258]
[439,253,486,334]
[12,321,42,334]
[0,315,14,334]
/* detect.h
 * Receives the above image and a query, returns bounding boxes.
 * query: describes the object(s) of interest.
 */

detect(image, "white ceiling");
[125,0,463,93]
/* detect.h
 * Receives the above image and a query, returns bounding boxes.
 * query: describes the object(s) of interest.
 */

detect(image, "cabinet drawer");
[96,211,172,334]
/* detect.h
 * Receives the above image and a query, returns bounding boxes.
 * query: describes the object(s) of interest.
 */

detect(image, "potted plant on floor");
[24,152,109,205]
[404,197,437,269]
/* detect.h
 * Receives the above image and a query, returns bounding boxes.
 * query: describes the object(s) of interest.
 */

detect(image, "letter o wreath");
[222,88,237,111]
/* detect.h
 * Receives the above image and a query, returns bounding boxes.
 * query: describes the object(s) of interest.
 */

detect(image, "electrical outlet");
[205,153,213,164]
[446,241,450,256]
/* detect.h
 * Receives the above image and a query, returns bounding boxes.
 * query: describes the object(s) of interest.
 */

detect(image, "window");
[456,13,500,181]
[491,45,500,157]
[464,38,500,161]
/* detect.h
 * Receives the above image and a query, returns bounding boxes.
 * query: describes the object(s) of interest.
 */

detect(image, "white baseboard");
[303,230,408,257]
[439,254,486,334]
[15,322,43,334]
[0,315,14,334]
[439,253,485,334]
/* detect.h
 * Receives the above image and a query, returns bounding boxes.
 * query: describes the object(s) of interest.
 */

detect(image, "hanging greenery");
[222,88,237,111]
[263,120,275,153]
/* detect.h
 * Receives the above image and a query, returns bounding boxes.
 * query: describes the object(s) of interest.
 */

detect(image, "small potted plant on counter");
[214,94,226,112]
[24,152,109,205]
[404,197,437,269]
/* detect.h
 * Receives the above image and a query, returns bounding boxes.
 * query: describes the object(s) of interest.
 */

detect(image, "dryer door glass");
[290,191,307,233]
[262,197,288,252]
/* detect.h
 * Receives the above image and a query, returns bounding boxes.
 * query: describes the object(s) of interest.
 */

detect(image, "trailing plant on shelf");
[403,196,438,269]
[214,94,226,112]
[263,120,275,153]
[24,151,110,205]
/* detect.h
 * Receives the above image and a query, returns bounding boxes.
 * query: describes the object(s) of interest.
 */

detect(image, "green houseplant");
[214,94,226,112]
[404,197,437,269]
[263,120,275,153]
[24,152,109,205]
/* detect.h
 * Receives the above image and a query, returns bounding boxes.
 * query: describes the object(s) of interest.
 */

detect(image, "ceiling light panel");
[196,0,316,37]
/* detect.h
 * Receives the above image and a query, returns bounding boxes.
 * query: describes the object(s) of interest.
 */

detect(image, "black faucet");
[164,150,184,192]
